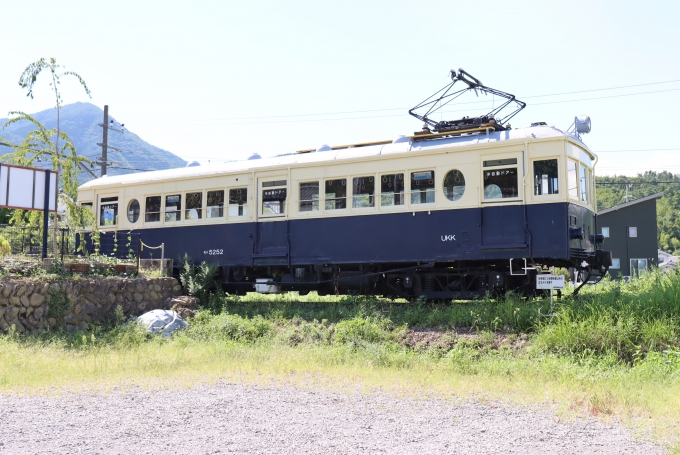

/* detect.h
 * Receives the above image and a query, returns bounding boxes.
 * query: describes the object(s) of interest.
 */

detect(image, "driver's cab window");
[483,158,519,200]
[533,159,558,195]
[262,180,287,216]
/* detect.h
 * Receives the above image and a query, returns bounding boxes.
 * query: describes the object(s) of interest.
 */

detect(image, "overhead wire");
[210,79,680,121]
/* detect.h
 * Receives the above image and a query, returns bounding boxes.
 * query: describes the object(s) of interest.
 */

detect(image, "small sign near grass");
[536,274,565,289]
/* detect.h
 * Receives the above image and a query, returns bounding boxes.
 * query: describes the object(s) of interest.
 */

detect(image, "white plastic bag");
[137,309,188,337]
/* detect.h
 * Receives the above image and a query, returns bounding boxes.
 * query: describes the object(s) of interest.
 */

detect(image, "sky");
[1,0,679,176]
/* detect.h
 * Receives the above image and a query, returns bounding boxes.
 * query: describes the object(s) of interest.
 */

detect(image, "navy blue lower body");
[96,202,592,269]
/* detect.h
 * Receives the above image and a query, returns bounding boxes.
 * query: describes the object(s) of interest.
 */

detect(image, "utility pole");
[97,106,124,177]
[101,105,109,176]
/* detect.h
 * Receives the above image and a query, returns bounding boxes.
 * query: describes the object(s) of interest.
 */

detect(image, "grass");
[1,270,680,449]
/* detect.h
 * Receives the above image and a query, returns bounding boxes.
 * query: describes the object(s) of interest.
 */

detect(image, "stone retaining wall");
[0,278,182,334]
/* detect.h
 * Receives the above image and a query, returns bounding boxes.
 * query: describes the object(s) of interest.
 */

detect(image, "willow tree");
[0,58,94,228]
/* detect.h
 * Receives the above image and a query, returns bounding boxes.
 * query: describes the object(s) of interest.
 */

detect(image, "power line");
[204,88,680,126]
[596,148,680,153]
[211,79,680,121]
[531,88,680,106]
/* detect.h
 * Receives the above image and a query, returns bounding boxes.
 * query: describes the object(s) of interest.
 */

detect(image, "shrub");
[187,312,273,342]
[333,316,396,344]
[0,235,10,256]
[47,289,71,326]
[178,253,219,305]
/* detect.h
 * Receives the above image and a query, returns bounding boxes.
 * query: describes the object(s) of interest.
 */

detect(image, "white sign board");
[0,164,57,212]
[536,274,565,289]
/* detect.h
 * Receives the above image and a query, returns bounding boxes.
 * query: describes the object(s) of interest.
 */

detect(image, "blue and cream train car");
[77,125,611,298]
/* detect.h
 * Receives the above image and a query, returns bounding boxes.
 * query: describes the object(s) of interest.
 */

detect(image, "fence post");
[60,229,65,263]
[136,233,140,273]
[41,170,50,260]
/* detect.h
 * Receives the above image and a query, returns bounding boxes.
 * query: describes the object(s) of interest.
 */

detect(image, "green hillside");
[0,102,186,182]
[596,171,680,254]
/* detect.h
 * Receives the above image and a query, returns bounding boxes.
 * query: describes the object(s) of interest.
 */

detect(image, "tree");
[0,58,94,228]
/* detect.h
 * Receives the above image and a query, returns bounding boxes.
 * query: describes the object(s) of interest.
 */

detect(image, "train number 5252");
[205,249,224,255]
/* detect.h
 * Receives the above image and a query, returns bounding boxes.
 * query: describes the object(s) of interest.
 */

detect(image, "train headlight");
[575,116,591,134]
[570,227,584,240]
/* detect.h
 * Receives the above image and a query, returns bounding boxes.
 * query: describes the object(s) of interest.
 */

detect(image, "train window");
[299,182,319,212]
[483,168,517,199]
[185,192,203,220]
[81,202,93,213]
[165,194,181,222]
[262,188,287,215]
[410,171,435,204]
[127,199,140,224]
[443,170,465,202]
[145,196,161,222]
[567,160,578,200]
[229,188,248,216]
[380,173,404,206]
[629,227,637,238]
[579,164,588,203]
[263,180,287,187]
[99,197,118,227]
[533,160,558,195]
[207,190,224,218]
[601,227,610,238]
[325,179,346,210]
[611,258,620,269]
[184,192,203,220]
[352,176,375,208]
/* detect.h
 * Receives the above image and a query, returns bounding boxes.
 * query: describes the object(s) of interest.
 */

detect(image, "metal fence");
[0,225,142,273]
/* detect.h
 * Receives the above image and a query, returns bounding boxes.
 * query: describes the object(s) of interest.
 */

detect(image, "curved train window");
[99,197,118,226]
[443,170,465,202]
[207,190,224,218]
[299,182,319,212]
[185,192,202,220]
[380,173,404,206]
[165,194,181,222]
[145,196,161,222]
[352,176,375,208]
[567,160,578,200]
[325,179,346,210]
[229,188,248,216]
[262,181,287,215]
[533,160,558,195]
[127,199,140,223]
[410,170,435,204]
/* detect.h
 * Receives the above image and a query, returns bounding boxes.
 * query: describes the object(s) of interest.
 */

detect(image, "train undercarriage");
[217,254,609,300]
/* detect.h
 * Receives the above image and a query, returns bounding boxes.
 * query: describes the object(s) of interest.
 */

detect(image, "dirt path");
[0,382,664,454]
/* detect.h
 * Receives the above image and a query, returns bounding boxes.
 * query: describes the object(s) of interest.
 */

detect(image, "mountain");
[0,102,186,182]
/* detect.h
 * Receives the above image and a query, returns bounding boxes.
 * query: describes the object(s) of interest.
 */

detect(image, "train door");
[253,176,289,266]
[479,152,527,249]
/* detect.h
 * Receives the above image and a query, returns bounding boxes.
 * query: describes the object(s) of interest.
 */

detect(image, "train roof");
[79,125,593,190]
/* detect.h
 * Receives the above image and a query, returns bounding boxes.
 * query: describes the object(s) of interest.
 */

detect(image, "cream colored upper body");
[77,126,596,231]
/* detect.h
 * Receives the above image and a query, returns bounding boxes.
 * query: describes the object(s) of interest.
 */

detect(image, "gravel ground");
[0,382,664,455]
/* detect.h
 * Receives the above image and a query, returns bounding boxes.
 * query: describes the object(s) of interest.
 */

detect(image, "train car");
[77,70,611,299]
